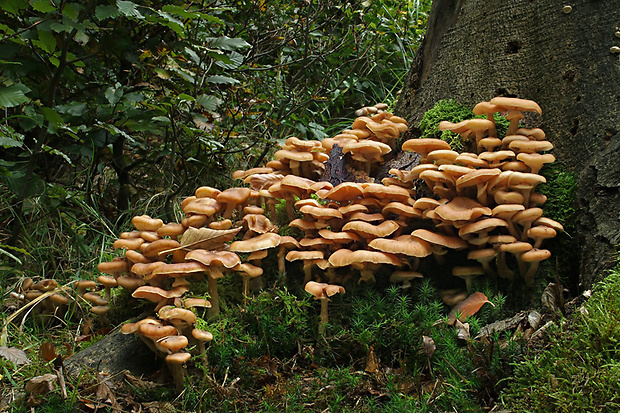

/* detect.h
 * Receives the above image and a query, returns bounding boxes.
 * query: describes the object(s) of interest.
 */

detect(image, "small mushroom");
[304,281,345,336]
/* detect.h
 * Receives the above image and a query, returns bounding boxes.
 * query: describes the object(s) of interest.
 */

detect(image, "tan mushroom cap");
[165,352,191,365]
[233,262,264,277]
[328,249,401,267]
[142,239,182,258]
[158,306,197,325]
[434,197,492,222]
[232,167,274,181]
[382,202,423,219]
[98,259,130,275]
[304,281,345,299]
[183,197,221,216]
[131,261,166,276]
[299,205,342,220]
[368,235,433,257]
[324,182,364,202]
[139,323,178,341]
[342,220,399,239]
[183,298,212,309]
[458,218,508,239]
[389,270,423,285]
[362,183,412,204]
[286,250,324,262]
[521,248,551,263]
[83,292,108,306]
[230,232,281,253]
[192,328,214,343]
[489,97,542,114]
[274,149,314,162]
[97,275,118,288]
[411,229,468,249]
[402,138,451,155]
[318,229,360,243]
[116,276,146,290]
[132,215,164,232]
[509,140,554,154]
[113,237,144,250]
[185,250,241,269]
[158,335,190,353]
[151,262,208,278]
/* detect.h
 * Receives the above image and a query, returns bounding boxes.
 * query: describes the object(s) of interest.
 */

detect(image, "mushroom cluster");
[83,98,560,391]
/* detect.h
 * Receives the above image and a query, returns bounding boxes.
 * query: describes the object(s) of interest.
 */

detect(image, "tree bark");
[394,0,620,288]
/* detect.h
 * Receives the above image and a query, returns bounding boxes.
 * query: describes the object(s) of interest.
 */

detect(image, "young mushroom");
[304,281,345,336]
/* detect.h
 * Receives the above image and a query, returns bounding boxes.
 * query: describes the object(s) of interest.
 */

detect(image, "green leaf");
[104,86,123,105]
[161,5,199,19]
[31,0,57,13]
[156,11,185,36]
[0,85,30,108]
[40,107,63,125]
[177,93,195,103]
[55,102,88,116]
[43,145,72,164]
[33,29,57,54]
[95,5,120,20]
[117,0,143,19]
[215,50,244,70]
[0,131,24,148]
[196,95,222,112]
[209,36,251,51]
[1,0,28,14]
[0,246,23,264]
[206,75,239,85]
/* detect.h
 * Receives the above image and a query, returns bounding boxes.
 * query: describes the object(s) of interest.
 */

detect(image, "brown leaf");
[25,373,57,394]
[0,346,30,366]
[364,346,379,373]
[40,342,57,362]
[177,227,241,251]
[421,335,436,357]
[447,292,494,324]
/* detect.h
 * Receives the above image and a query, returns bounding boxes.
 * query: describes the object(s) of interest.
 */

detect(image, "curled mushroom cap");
[230,232,281,253]
[132,215,164,232]
[304,281,345,300]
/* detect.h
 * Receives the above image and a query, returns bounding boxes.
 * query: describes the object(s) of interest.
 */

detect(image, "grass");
[499,266,620,412]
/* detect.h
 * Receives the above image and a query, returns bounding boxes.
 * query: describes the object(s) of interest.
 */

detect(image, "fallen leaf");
[447,292,494,324]
[421,335,436,357]
[364,346,379,373]
[25,373,57,394]
[0,346,30,366]
[177,227,241,251]
[40,342,57,362]
[454,319,470,340]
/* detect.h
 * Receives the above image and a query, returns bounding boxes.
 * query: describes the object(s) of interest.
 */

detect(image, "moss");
[538,163,577,229]
[499,267,620,412]
[418,99,510,151]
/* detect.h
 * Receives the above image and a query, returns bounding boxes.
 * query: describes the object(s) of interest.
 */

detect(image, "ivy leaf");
[196,95,222,112]
[206,75,239,85]
[0,346,30,366]
[0,85,30,108]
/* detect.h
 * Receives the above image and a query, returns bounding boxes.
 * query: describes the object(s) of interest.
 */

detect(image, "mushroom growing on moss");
[304,281,345,335]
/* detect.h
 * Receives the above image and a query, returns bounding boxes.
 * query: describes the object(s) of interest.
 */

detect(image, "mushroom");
[304,281,345,335]
[165,352,191,394]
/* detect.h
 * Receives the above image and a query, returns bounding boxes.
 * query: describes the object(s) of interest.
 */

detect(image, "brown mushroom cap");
[411,229,468,250]
[230,232,281,253]
[434,197,492,222]
[341,220,399,239]
[185,250,242,269]
[132,215,164,232]
[304,281,345,299]
[328,249,400,267]
[368,235,433,258]
[158,335,190,353]
[323,182,364,202]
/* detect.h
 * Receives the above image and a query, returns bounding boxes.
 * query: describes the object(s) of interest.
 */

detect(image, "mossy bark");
[394,0,620,288]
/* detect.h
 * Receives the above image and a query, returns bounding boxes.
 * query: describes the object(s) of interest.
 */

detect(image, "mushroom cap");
[499,241,533,253]
[132,215,164,232]
[521,248,551,263]
[304,281,345,299]
[158,307,197,325]
[220,186,253,202]
[230,232,281,253]
[232,167,274,181]
[116,276,145,290]
[192,328,214,343]
[233,262,263,277]
[151,261,208,278]
[142,239,181,258]
[139,323,178,341]
[362,183,411,204]
[328,249,401,267]
[195,185,222,198]
[286,250,324,262]
[411,229,468,249]
[452,266,485,277]
[489,97,542,114]
[299,205,342,220]
[185,250,242,269]
[324,182,363,202]
[318,229,361,243]
[382,202,423,219]
[82,292,108,306]
[113,237,144,250]
[158,335,189,352]
[342,220,399,239]
[183,197,221,216]
[527,226,557,241]
[368,235,433,257]
[165,352,191,364]
[458,218,508,239]
[434,197,492,222]
[402,138,451,154]
[389,270,423,284]
[131,261,166,276]
[183,298,212,309]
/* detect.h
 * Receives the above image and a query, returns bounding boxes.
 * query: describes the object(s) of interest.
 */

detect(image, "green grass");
[499,267,620,412]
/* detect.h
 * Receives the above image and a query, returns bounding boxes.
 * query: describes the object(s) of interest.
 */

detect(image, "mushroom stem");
[524,262,539,285]
[167,361,185,394]
[242,275,250,307]
[285,200,296,221]
[207,275,220,318]
[496,252,515,280]
[319,298,329,335]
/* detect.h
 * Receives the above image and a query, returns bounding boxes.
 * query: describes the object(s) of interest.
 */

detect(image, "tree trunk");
[394,0,620,288]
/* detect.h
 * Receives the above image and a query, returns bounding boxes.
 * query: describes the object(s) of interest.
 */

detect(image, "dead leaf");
[40,342,57,362]
[25,373,57,394]
[447,292,494,324]
[454,319,470,340]
[421,336,436,357]
[364,346,379,373]
[244,173,285,190]
[0,346,30,366]
[95,373,119,410]
[176,227,241,251]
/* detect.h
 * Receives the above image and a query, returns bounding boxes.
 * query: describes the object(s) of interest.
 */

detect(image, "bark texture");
[394,0,620,288]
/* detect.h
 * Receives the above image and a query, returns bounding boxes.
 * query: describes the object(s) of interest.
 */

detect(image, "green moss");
[418,99,510,151]
[538,163,577,229]
[499,267,620,412]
